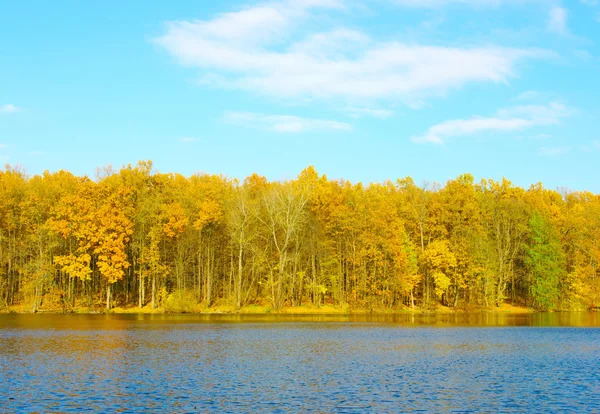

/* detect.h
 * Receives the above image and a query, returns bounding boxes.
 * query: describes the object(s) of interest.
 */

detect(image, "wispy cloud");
[548,6,568,34]
[155,1,549,106]
[580,140,600,152]
[580,0,598,6]
[412,118,531,145]
[574,50,593,62]
[412,101,573,144]
[0,104,20,114]
[496,101,573,122]
[290,0,346,9]
[343,107,394,119]
[223,112,352,133]
[389,0,529,7]
[538,146,570,157]
[533,133,552,140]
[515,90,540,101]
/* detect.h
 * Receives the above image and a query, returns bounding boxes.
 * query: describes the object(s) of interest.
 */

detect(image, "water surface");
[1,313,599,412]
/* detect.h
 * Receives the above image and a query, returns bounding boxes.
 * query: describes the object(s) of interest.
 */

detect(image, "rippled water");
[1,313,600,412]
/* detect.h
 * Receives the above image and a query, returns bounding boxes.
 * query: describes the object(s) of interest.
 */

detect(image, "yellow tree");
[422,239,457,305]
[0,166,27,308]
[94,177,134,309]
[48,177,98,307]
[559,191,600,308]
[190,173,227,307]
[162,200,189,293]
[118,161,157,308]
[130,170,184,309]
[307,174,349,306]
[225,180,260,309]
[18,172,71,311]
[351,182,418,309]
[478,178,530,306]
[395,177,434,307]
[438,174,484,307]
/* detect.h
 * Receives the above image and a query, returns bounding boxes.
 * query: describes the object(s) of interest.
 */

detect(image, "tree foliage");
[1,161,598,312]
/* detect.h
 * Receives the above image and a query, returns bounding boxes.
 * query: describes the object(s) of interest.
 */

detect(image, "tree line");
[1,161,598,312]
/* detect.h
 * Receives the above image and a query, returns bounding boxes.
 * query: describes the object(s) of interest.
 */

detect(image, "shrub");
[163,289,197,313]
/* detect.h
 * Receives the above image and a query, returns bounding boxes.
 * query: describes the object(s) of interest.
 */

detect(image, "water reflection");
[1,313,600,412]
[4,311,600,327]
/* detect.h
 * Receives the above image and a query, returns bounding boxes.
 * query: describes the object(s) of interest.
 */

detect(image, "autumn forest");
[1,161,599,313]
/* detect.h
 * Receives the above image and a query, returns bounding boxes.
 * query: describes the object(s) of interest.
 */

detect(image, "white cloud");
[223,112,352,133]
[290,0,345,9]
[0,104,19,114]
[412,101,572,144]
[412,117,531,144]
[290,28,371,58]
[389,0,554,8]
[548,6,568,34]
[538,146,570,156]
[496,101,573,122]
[155,2,549,105]
[515,90,540,101]
[580,0,598,6]
[343,107,394,119]
[593,140,600,150]
[390,0,525,6]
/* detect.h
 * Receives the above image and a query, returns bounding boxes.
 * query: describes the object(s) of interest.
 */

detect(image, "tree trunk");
[236,243,243,310]
[139,272,147,309]
[206,246,213,307]
[152,274,156,309]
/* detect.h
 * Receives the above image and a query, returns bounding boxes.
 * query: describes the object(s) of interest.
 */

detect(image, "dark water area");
[1,313,600,412]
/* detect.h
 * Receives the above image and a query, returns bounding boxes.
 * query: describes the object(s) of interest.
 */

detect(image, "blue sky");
[1,0,599,191]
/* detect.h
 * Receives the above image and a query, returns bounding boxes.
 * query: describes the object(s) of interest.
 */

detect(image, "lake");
[1,313,600,412]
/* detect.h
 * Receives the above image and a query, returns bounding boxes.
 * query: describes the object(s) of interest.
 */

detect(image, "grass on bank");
[2,300,535,315]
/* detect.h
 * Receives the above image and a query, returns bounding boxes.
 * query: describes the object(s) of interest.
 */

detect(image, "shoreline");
[0,303,539,315]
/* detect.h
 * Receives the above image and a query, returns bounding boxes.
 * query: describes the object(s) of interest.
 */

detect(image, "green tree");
[525,212,564,310]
